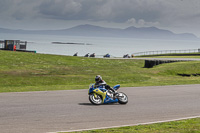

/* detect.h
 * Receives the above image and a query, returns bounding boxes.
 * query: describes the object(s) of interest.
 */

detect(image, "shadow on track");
[78,103,120,106]
[78,103,93,106]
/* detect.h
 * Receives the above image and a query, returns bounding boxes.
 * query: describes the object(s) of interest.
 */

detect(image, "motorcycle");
[88,84,128,105]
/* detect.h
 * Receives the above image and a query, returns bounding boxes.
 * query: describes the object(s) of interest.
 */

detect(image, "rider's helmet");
[95,75,102,82]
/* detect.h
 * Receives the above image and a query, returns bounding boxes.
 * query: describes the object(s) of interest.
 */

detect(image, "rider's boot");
[107,86,118,99]
[113,92,119,100]
[110,88,118,100]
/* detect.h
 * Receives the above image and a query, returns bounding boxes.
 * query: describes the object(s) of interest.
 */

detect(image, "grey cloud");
[38,0,82,19]
[36,0,166,22]
[1,0,198,24]
[0,0,41,20]
[0,1,10,12]
[1,0,200,36]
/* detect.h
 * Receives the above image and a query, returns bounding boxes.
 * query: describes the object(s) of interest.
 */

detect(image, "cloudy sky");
[1,0,200,37]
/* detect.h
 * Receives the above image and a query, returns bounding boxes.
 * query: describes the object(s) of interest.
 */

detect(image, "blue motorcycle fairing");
[104,95,118,104]
[88,84,107,94]
[113,84,120,90]
[88,84,95,94]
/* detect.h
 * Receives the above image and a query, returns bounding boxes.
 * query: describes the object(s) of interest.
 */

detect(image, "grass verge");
[1,50,200,92]
[68,118,200,133]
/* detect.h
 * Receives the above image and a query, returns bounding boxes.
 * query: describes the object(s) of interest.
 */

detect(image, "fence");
[133,49,200,56]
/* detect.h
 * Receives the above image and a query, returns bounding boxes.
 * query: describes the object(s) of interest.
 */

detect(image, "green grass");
[0,50,200,92]
[69,118,200,133]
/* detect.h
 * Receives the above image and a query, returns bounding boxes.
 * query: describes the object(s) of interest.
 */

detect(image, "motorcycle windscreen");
[113,84,120,90]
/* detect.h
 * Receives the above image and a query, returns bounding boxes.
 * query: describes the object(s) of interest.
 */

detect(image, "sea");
[0,33,200,57]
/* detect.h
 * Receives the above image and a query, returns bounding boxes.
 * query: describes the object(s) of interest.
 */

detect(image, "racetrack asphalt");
[0,84,200,133]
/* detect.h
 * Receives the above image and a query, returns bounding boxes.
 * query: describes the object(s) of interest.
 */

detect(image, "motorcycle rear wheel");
[117,92,128,104]
[89,94,102,105]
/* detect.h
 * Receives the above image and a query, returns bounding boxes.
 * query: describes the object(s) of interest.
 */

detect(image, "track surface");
[0,84,200,133]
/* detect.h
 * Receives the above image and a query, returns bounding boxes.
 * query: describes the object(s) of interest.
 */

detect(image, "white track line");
[48,115,200,133]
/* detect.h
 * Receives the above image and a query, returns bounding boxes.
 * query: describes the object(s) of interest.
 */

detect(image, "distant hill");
[0,24,198,40]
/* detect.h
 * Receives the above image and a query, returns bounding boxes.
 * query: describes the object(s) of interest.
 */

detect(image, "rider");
[95,75,117,96]
[73,52,78,56]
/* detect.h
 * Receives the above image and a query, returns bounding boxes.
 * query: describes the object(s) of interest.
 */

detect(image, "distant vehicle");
[123,54,130,58]
[89,53,95,57]
[73,52,78,56]
[84,53,89,57]
[103,53,110,58]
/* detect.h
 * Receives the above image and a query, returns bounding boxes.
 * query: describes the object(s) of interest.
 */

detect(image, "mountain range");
[0,24,198,40]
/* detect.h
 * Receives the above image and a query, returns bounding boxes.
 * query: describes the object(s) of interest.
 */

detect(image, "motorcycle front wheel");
[89,93,102,105]
[117,92,128,104]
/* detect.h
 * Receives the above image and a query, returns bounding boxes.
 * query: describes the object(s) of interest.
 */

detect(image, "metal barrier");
[133,49,200,56]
